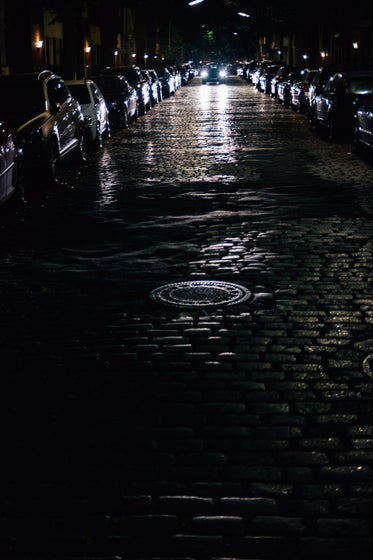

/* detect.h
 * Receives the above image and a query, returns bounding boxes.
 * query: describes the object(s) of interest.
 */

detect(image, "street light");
[188,0,204,5]
[238,12,250,18]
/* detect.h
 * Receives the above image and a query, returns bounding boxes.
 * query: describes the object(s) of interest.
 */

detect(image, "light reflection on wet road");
[1,76,373,316]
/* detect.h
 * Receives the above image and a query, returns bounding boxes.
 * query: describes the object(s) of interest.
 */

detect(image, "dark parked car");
[259,64,280,94]
[146,69,163,103]
[251,60,273,88]
[307,66,337,121]
[91,74,139,127]
[353,96,373,152]
[154,66,175,98]
[313,70,373,140]
[270,66,292,99]
[103,66,150,115]
[277,68,302,107]
[201,64,227,84]
[0,70,86,185]
[290,68,319,112]
[0,123,22,207]
[140,69,161,107]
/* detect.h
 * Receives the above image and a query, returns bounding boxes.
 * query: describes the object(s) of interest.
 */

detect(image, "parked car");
[270,66,292,99]
[170,66,182,89]
[90,74,139,127]
[0,70,86,185]
[103,66,150,115]
[313,70,373,140]
[177,65,189,86]
[66,79,110,147]
[154,66,175,98]
[140,69,161,107]
[201,64,227,84]
[290,68,319,112]
[251,60,273,88]
[306,67,332,119]
[0,122,22,207]
[146,69,163,104]
[259,64,280,94]
[353,96,373,152]
[277,68,302,106]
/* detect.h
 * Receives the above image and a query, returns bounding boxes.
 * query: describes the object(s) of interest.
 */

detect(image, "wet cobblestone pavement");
[1,77,373,559]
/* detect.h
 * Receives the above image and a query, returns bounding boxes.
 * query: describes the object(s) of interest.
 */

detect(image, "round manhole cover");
[149,280,251,308]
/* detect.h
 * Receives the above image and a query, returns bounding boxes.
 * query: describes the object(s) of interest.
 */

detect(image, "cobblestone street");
[1,76,373,559]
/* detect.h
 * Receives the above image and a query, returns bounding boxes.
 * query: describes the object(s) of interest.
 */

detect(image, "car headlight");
[219,70,227,78]
[201,71,208,78]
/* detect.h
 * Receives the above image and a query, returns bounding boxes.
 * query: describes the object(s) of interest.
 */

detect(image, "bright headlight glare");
[201,71,208,77]
[219,70,227,77]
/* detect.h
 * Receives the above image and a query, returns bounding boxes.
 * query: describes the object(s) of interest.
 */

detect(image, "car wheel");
[328,116,339,142]
[133,103,139,122]
[121,107,129,128]
[104,120,111,140]
[352,124,361,152]
[95,125,103,149]
[75,128,87,162]
[13,154,27,203]
[46,139,60,184]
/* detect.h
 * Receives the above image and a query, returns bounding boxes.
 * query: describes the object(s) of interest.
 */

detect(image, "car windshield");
[92,77,125,96]
[67,84,90,104]
[0,79,45,117]
[347,77,373,95]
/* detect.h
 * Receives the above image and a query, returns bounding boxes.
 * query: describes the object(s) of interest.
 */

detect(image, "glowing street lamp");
[238,12,250,18]
[188,0,204,5]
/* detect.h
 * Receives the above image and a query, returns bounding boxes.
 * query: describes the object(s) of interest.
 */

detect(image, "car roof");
[334,70,373,78]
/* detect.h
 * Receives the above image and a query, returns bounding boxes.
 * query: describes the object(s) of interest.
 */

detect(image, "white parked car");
[66,79,111,148]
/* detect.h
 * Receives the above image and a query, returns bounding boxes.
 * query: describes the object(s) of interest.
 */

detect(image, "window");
[47,79,69,106]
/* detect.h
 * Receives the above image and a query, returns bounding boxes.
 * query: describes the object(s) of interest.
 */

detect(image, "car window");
[68,84,91,104]
[324,76,336,93]
[347,78,373,95]
[47,79,69,105]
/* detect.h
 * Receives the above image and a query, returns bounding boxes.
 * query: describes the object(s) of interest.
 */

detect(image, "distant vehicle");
[270,66,292,99]
[0,70,86,185]
[154,66,175,98]
[90,74,139,127]
[140,69,161,107]
[201,64,227,84]
[353,96,373,151]
[259,64,280,94]
[313,70,373,140]
[146,69,163,103]
[0,122,22,207]
[66,79,111,148]
[103,66,150,115]
[307,66,336,122]
[290,68,319,113]
[277,68,302,107]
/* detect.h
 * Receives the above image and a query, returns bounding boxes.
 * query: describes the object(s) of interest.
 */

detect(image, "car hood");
[0,111,50,133]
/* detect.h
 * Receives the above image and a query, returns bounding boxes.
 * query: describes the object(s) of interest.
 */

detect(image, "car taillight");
[343,78,349,93]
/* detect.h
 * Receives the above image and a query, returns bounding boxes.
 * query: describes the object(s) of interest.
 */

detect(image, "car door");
[318,75,339,125]
[359,104,373,145]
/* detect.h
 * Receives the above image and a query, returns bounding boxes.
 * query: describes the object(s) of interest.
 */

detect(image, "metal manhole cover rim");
[149,280,252,308]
